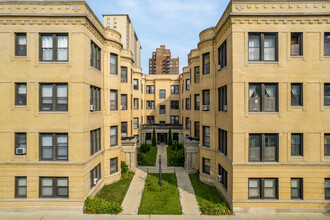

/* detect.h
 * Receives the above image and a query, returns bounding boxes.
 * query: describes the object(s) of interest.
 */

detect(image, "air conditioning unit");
[218,64,221,70]
[121,105,126,110]
[93,178,98,185]
[16,148,26,155]
[218,175,222,182]
[90,104,95,111]
[223,105,227,111]
[202,105,210,111]
[121,78,127,83]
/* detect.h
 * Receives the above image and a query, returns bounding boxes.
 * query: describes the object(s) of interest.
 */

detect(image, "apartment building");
[0,0,148,211]
[103,14,141,68]
[182,0,330,213]
[149,45,179,74]
[0,0,184,211]
[0,0,329,214]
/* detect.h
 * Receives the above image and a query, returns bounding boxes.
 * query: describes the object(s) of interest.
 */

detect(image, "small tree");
[168,128,173,146]
[152,128,156,146]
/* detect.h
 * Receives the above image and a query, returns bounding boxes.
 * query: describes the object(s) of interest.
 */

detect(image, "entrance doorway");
[157,133,167,144]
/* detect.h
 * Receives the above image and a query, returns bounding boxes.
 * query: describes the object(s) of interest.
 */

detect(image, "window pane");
[18,35,26,45]
[57,178,68,187]
[42,178,53,187]
[291,84,301,106]
[325,179,330,187]
[42,85,53,98]
[325,34,330,56]
[18,84,27,94]
[42,36,53,61]
[264,84,276,112]
[264,188,275,198]
[291,179,299,188]
[42,135,53,146]
[248,35,260,61]
[324,84,330,106]
[264,135,276,161]
[18,187,27,196]
[249,84,261,111]
[18,178,27,186]
[57,36,68,61]
[57,85,68,110]
[249,188,260,198]
[57,188,68,196]
[249,179,260,187]
[249,135,261,161]
[264,35,276,61]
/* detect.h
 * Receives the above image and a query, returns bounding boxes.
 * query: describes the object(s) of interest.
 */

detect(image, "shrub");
[171,144,177,151]
[152,128,156,146]
[168,128,172,146]
[137,152,146,165]
[200,203,232,215]
[140,144,151,153]
[177,144,184,150]
[145,174,167,192]
[84,196,122,214]
[121,161,128,174]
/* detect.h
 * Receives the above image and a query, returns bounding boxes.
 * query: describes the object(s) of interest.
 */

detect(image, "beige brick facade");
[0,0,329,213]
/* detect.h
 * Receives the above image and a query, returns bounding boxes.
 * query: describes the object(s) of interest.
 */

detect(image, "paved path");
[176,167,201,215]
[120,167,147,215]
[0,212,328,219]
[121,144,201,215]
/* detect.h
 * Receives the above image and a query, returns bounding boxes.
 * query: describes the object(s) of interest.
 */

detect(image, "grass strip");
[139,173,182,215]
[189,172,232,215]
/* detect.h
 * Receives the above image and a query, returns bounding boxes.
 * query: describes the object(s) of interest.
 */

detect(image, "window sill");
[200,145,214,151]
[39,111,68,114]
[14,105,27,108]
[290,55,303,58]
[291,156,304,158]
[14,56,28,59]
[248,112,279,115]
[90,111,101,113]
[217,65,228,72]
[39,61,69,64]
[14,155,26,157]
[90,66,101,73]
[109,145,120,149]
[200,172,212,178]
[291,106,303,109]
[109,171,120,177]
[218,111,227,113]
[248,61,279,64]
[110,110,119,112]
[202,110,210,112]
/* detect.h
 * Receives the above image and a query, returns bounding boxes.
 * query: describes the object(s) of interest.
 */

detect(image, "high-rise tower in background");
[103,14,141,68]
[149,45,179,74]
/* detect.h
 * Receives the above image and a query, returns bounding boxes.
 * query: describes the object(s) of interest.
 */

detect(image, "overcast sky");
[86,0,230,74]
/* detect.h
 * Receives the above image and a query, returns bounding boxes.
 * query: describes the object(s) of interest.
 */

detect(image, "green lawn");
[96,172,134,205]
[189,172,232,215]
[139,173,182,215]
[138,145,157,166]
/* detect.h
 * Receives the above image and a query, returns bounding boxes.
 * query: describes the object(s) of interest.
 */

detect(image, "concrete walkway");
[176,167,201,215]
[0,212,328,220]
[121,144,201,215]
[120,167,147,215]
